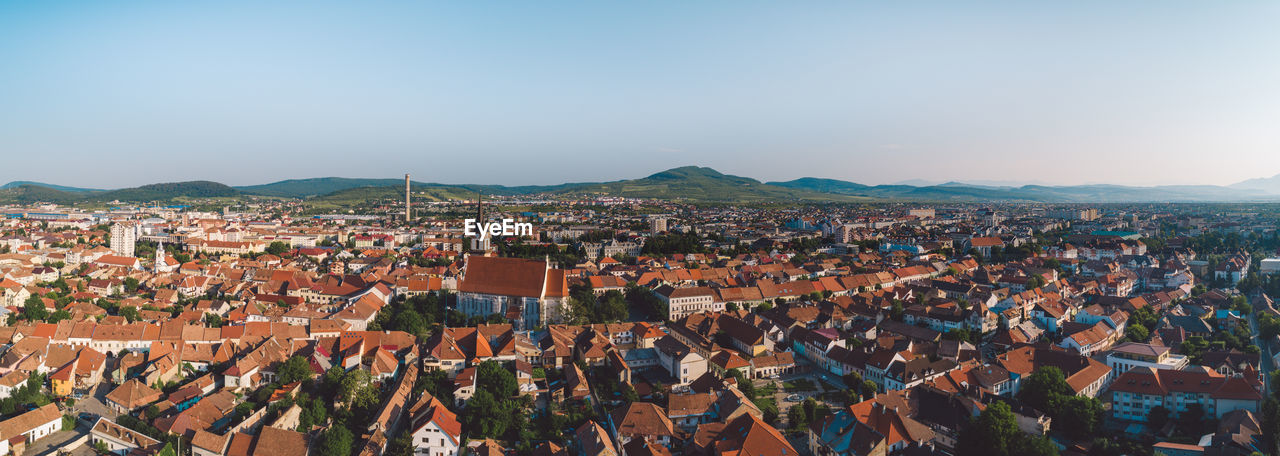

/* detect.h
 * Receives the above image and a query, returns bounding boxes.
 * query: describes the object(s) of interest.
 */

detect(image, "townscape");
[2,181,1280,456]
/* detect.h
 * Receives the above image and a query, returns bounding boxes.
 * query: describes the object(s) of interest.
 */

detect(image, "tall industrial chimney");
[404,173,411,222]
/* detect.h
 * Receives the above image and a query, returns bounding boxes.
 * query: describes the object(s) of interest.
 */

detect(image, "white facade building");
[110,222,138,257]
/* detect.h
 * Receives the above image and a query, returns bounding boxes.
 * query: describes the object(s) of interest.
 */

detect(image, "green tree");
[342,369,379,410]
[729,369,756,398]
[957,401,1021,456]
[123,277,140,293]
[890,301,904,321]
[598,290,628,322]
[316,424,353,456]
[620,383,639,403]
[567,283,600,324]
[957,401,1058,456]
[23,295,49,321]
[415,369,453,403]
[788,398,830,431]
[48,309,71,324]
[394,309,429,337]
[1182,336,1210,364]
[266,241,290,256]
[204,313,223,328]
[1018,367,1073,412]
[861,380,878,400]
[461,390,530,440]
[1126,324,1149,342]
[117,305,139,322]
[276,356,313,385]
[1053,395,1102,439]
[476,360,518,398]
[1011,433,1060,456]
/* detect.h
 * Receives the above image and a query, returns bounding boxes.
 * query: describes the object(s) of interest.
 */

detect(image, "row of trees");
[641,232,707,255]
[787,398,831,432]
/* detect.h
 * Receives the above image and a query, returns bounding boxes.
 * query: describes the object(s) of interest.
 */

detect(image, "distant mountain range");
[1230,173,1280,195]
[768,177,1278,203]
[891,179,1055,187]
[4,167,1280,204]
[0,181,239,205]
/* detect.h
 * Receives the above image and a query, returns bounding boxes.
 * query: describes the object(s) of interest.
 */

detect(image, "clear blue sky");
[2,1,1278,188]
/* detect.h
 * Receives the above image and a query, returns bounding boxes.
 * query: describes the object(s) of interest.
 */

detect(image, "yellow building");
[50,360,77,397]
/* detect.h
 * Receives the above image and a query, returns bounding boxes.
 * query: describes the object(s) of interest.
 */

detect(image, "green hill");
[237,177,412,198]
[310,184,475,206]
[239,177,593,198]
[549,166,864,202]
[768,177,870,194]
[0,181,101,192]
[0,181,241,205]
[0,185,83,204]
[9,168,1280,205]
[94,181,240,201]
[770,177,1279,202]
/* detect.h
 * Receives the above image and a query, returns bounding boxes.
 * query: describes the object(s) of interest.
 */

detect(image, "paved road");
[27,419,88,456]
[70,381,115,420]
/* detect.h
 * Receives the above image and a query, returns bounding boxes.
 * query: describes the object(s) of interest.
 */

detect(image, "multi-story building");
[1261,258,1280,275]
[654,286,718,321]
[581,240,642,261]
[187,240,266,255]
[1109,367,1262,422]
[650,217,668,234]
[654,336,706,386]
[1048,208,1099,221]
[1105,342,1189,379]
[110,223,137,257]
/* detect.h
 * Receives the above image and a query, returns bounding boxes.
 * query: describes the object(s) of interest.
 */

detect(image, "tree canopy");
[956,401,1058,456]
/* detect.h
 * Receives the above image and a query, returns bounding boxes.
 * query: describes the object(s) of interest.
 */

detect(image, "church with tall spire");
[469,192,494,253]
[155,238,165,274]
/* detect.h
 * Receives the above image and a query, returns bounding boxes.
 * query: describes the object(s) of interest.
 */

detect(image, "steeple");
[155,238,165,273]
[470,192,492,253]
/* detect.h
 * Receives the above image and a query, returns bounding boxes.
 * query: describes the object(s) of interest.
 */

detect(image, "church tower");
[155,238,165,273]
[470,192,493,253]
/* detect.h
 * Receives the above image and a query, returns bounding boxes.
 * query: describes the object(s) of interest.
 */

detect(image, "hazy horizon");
[2,1,1278,188]
[8,165,1280,191]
